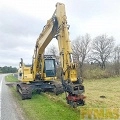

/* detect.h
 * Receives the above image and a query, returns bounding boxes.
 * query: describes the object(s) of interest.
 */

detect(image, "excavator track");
[52,81,64,95]
[16,83,32,100]
[16,81,64,100]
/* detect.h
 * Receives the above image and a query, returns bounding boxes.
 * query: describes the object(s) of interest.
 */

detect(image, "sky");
[0,0,120,67]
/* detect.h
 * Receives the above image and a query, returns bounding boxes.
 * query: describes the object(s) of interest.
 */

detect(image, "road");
[0,74,25,120]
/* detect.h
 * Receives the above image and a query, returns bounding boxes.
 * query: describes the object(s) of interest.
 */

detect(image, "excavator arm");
[55,3,78,81]
[55,3,85,107]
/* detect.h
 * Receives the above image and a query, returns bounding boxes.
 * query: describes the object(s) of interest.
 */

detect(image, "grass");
[83,77,120,108]
[22,94,79,120]
[5,74,18,82]
[6,75,120,120]
[79,77,120,119]
[12,89,79,120]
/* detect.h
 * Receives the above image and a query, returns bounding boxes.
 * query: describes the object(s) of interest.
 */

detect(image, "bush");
[83,68,111,79]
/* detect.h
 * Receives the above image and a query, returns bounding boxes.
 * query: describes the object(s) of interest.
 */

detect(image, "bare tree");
[72,34,91,76]
[46,44,61,78]
[46,44,59,57]
[91,34,114,69]
[50,45,58,57]
[113,45,120,75]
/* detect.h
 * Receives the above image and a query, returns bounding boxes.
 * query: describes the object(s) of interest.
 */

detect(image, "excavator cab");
[44,59,56,77]
[43,55,57,80]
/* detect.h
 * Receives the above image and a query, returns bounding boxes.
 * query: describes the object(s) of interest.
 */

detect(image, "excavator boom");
[32,17,58,79]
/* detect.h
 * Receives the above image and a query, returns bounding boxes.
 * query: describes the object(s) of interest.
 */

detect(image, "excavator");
[17,2,85,108]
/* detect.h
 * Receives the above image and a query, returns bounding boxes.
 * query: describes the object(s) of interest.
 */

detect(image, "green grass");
[8,75,120,120]
[22,94,79,120]
[5,74,18,82]
[12,88,79,120]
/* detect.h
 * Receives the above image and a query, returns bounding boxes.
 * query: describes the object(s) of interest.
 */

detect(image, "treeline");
[46,34,120,79]
[0,66,17,73]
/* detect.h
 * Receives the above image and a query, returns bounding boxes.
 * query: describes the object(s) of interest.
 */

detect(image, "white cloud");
[0,0,120,67]
[71,14,120,42]
[0,0,68,20]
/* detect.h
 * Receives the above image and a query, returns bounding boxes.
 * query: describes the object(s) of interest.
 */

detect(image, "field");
[81,78,120,119]
[6,74,120,120]
[83,77,120,108]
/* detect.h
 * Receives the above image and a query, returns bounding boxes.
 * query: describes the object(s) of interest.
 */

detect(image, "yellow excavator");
[17,2,85,108]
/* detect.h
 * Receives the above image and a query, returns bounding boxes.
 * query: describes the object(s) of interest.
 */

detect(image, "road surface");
[0,74,25,120]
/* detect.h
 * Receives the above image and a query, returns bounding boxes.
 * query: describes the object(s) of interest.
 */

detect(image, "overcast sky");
[0,0,120,67]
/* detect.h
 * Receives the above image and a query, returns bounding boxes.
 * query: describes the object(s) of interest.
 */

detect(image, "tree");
[72,34,91,76]
[113,45,120,75]
[91,34,114,69]
[46,45,60,78]
[49,45,58,57]
[46,45,58,57]
[0,66,17,73]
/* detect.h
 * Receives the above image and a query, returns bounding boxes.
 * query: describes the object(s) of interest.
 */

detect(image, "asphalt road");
[0,74,25,120]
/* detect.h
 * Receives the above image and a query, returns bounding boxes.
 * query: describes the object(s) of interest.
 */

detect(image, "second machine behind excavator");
[17,2,85,108]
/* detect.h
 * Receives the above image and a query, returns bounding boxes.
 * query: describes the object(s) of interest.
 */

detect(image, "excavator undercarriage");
[17,80,64,100]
